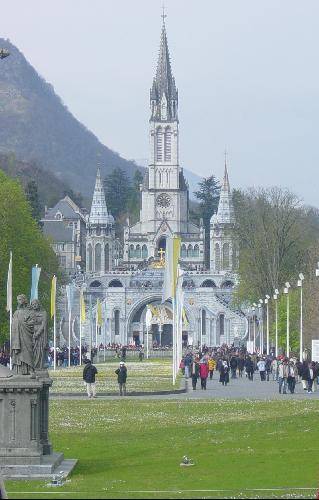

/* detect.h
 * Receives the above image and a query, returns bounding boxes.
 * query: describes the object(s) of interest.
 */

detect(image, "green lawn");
[49,360,179,393]
[6,399,319,499]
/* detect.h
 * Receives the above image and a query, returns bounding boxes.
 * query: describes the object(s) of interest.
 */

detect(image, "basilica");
[45,18,247,347]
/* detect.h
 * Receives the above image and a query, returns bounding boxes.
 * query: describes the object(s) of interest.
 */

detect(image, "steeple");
[215,158,235,225]
[150,13,178,121]
[89,169,112,225]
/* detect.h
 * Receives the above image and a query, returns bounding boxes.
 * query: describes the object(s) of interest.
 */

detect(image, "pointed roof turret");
[89,169,113,225]
[150,12,178,120]
[214,156,235,225]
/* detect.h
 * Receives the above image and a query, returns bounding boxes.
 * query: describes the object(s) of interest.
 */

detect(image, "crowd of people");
[180,345,319,394]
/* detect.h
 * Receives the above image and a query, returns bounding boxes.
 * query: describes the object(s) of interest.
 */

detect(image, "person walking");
[278,359,289,394]
[208,356,216,380]
[245,356,254,381]
[190,356,200,390]
[230,356,238,379]
[271,358,278,381]
[83,358,98,398]
[199,359,209,390]
[184,352,193,379]
[219,360,230,386]
[301,360,310,391]
[287,361,297,394]
[115,361,127,396]
[257,358,266,381]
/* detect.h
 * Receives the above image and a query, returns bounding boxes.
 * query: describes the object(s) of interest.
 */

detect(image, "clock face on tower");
[157,193,171,208]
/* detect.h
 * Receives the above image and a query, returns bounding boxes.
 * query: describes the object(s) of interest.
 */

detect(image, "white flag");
[6,252,12,313]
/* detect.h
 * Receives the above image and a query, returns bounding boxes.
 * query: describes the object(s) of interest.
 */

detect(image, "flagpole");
[68,310,71,367]
[79,310,82,367]
[9,307,12,371]
[7,251,13,371]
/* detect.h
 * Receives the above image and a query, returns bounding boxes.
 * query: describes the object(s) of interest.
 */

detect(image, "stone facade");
[75,18,247,348]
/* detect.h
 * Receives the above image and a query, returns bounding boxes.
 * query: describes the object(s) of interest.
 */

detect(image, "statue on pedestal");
[31,299,48,370]
[11,294,34,375]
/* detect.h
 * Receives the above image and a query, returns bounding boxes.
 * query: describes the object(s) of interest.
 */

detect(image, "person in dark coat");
[190,357,200,390]
[115,361,127,395]
[83,358,98,398]
[230,356,238,378]
[245,357,254,381]
[219,360,230,386]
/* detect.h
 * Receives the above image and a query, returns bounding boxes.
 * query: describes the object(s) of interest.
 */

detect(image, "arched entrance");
[128,297,173,346]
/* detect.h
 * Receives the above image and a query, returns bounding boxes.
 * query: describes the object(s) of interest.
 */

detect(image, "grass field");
[49,360,178,393]
[6,399,319,499]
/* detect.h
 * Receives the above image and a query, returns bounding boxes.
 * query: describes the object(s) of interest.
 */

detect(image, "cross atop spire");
[161,4,167,24]
[150,11,178,121]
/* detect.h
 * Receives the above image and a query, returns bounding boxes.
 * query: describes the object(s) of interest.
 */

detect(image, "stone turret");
[86,169,115,274]
[210,162,237,272]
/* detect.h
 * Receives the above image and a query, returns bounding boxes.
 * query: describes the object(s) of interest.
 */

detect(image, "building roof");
[43,220,74,242]
[44,196,86,222]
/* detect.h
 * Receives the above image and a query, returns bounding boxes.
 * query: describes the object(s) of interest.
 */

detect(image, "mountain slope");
[0,38,141,195]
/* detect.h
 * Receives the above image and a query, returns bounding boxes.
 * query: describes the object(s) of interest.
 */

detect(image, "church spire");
[150,11,178,121]
[216,156,235,224]
[89,168,110,224]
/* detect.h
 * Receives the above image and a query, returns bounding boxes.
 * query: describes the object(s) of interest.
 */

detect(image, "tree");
[104,168,131,219]
[0,170,59,345]
[127,169,144,221]
[234,187,317,302]
[25,180,42,223]
[194,175,221,266]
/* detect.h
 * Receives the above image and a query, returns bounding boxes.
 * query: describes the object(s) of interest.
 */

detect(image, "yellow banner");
[97,298,103,327]
[172,236,181,298]
[50,275,57,318]
[80,290,86,322]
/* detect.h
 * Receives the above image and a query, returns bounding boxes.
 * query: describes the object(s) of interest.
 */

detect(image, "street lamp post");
[273,289,279,357]
[284,282,291,357]
[297,273,304,362]
[258,300,263,354]
[265,295,270,355]
[252,304,257,352]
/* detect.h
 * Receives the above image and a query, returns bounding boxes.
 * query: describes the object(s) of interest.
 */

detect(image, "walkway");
[52,374,319,400]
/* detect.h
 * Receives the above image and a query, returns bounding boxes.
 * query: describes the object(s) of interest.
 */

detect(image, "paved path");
[52,374,319,401]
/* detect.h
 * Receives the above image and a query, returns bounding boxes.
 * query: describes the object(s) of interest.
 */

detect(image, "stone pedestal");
[0,365,77,479]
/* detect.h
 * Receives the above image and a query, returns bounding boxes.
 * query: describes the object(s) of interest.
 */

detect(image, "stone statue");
[11,295,34,375]
[31,299,48,370]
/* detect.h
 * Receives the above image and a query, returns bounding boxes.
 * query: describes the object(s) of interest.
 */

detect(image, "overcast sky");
[2,0,319,206]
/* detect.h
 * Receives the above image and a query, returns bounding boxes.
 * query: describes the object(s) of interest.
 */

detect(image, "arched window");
[95,243,101,272]
[142,245,148,259]
[221,280,234,289]
[201,309,207,336]
[87,244,93,271]
[215,243,220,272]
[109,280,123,288]
[156,127,163,162]
[129,244,135,259]
[164,127,171,162]
[223,243,230,270]
[135,245,141,259]
[187,244,193,258]
[105,243,110,272]
[193,244,199,258]
[216,313,225,344]
[114,310,120,336]
[181,244,187,258]
[201,279,217,288]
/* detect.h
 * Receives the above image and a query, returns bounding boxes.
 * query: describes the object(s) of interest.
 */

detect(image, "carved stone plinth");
[0,365,77,479]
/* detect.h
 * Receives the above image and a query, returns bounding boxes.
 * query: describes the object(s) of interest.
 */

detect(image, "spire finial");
[224,148,227,168]
[161,4,167,25]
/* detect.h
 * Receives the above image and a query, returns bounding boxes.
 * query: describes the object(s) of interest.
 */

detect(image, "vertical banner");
[66,284,74,367]
[79,289,86,366]
[145,307,153,360]
[51,275,57,370]
[30,265,41,302]
[6,251,13,370]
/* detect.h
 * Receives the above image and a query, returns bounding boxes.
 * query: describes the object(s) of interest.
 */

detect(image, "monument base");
[0,452,77,479]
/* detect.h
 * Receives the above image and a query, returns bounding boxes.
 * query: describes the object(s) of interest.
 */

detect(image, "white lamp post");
[273,289,279,357]
[252,303,257,352]
[283,282,291,357]
[297,273,304,362]
[258,300,263,354]
[265,295,270,355]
